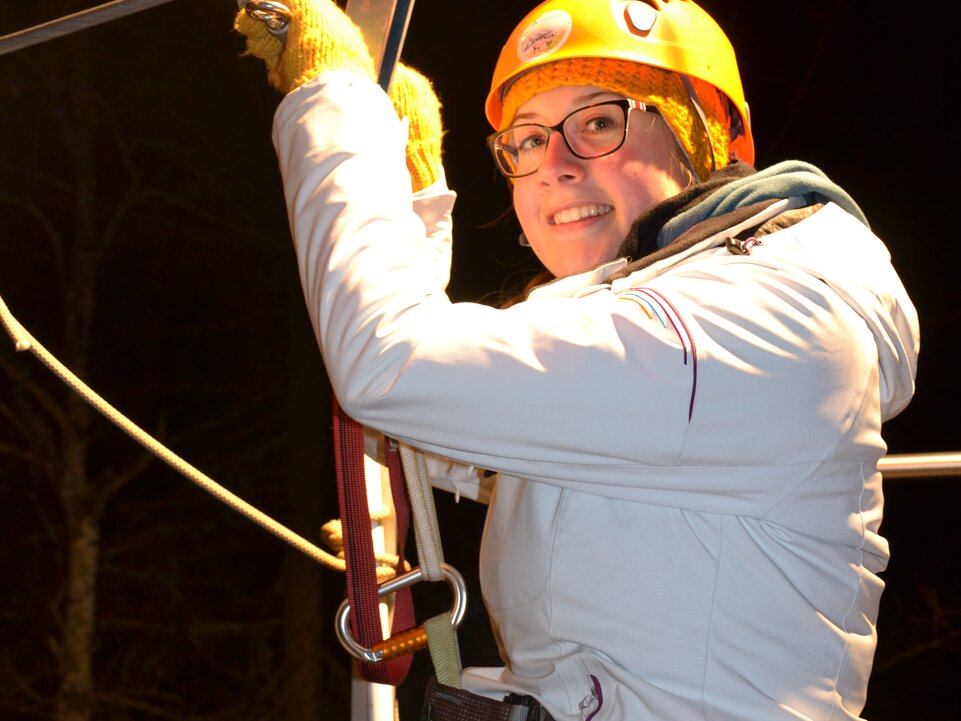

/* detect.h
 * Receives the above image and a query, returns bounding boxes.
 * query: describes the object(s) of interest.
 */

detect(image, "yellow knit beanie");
[501,57,730,181]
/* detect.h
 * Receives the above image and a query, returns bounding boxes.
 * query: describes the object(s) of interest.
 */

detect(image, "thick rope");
[0,290,410,579]
[0,0,179,57]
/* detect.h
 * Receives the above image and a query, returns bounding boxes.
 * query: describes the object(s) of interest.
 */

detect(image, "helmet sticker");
[516,9,573,63]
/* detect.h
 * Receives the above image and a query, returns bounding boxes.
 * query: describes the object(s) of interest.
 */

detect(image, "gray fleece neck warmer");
[616,160,867,264]
[607,160,868,283]
[658,159,867,248]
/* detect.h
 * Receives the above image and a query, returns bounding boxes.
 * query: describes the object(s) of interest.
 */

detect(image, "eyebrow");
[511,90,622,123]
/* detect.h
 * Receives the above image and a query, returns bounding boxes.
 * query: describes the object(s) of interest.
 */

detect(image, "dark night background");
[0,1,957,719]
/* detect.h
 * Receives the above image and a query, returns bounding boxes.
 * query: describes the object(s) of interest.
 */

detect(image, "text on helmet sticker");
[516,9,573,63]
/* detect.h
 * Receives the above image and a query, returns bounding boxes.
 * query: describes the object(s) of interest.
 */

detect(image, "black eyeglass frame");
[486,98,657,179]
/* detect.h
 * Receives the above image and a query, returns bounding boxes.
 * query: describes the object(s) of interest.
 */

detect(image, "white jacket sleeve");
[273,72,912,518]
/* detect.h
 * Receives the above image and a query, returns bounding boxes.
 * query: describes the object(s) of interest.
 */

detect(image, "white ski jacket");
[272,72,919,721]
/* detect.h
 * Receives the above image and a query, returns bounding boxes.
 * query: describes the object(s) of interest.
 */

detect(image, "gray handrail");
[879,451,961,479]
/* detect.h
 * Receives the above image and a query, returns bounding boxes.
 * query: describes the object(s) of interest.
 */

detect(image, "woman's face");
[511,85,690,278]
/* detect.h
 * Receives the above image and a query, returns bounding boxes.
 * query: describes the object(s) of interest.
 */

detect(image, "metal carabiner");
[237,0,291,41]
[335,563,468,664]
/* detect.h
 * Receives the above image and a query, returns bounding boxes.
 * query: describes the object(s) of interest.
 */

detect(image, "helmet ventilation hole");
[625,2,658,34]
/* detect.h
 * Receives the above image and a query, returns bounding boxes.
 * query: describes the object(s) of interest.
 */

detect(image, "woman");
[235,1,919,719]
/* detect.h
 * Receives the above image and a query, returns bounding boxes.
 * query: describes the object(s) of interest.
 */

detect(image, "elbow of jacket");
[332,375,389,428]
[332,382,367,423]
[328,339,418,425]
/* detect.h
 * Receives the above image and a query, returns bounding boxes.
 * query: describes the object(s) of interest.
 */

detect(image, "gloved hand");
[235,0,444,191]
[234,0,375,93]
[389,64,444,192]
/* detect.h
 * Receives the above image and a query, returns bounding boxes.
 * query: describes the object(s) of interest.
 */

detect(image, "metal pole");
[879,451,961,479]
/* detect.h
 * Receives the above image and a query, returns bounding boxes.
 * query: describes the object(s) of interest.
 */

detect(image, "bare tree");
[0,2,304,718]
[0,23,154,721]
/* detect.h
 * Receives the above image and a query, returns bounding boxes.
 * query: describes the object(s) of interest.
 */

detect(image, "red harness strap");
[332,397,415,685]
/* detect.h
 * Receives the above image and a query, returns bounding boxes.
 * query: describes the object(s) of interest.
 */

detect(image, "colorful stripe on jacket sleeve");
[617,287,698,421]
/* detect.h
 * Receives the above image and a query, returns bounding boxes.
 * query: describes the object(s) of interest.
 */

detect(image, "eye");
[586,115,616,131]
[514,128,547,153]
[578,110,622,134]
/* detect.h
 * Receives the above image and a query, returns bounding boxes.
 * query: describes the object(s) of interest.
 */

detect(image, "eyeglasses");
[486,99,656,179]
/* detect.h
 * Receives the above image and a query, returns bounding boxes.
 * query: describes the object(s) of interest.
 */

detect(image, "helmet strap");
[680,75,717,178]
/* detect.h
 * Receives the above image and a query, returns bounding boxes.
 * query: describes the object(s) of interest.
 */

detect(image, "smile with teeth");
[550,204,613,226]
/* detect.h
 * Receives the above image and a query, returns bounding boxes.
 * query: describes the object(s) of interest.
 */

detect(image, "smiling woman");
[506,86,691,278]
[233,0,920,719]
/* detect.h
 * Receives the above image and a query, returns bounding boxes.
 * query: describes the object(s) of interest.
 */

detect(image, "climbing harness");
[331,398,465,686]
[421,677,558,721]
[332,399,417,685]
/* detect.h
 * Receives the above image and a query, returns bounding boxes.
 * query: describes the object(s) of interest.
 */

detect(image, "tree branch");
[0,351,70,438]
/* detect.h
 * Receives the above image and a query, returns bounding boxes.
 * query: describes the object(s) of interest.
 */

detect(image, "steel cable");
[0,0,179,57]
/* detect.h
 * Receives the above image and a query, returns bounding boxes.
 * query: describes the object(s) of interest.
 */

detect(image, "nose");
[537,130,583,184]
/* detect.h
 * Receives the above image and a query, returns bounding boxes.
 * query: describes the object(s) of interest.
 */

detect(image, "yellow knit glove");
[235,3,443,191]
[389,64,444,192]
[234,0,375,93]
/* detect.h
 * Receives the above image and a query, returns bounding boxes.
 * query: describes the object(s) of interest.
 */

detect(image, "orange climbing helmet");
[485,0,754,169]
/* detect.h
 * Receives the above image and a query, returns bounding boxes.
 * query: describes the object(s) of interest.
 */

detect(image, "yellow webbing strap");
[424,613,462,689]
